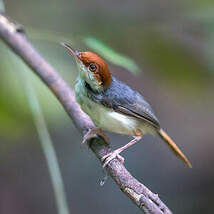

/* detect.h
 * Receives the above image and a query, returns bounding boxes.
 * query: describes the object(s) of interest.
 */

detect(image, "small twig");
[0,13,172,214]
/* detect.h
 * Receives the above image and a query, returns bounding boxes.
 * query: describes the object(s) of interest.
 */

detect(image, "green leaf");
[83,37,140,75]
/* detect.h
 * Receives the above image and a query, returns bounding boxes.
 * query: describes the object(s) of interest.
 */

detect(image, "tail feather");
[157,128,192,168]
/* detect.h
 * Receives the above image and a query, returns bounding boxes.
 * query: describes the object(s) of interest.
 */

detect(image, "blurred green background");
[0,0,214,213]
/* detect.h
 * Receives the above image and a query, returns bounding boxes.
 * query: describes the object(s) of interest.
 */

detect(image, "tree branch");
[0,13,173,214]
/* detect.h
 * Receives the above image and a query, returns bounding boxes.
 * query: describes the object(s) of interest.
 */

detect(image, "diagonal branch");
[0,13,173,214]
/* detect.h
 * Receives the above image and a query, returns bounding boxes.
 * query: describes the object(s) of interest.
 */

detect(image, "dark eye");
[89,63,97,72]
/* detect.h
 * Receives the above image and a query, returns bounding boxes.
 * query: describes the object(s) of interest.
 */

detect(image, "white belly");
[82,99,138,135]
[77,94,154,136]
[75,76,155,136]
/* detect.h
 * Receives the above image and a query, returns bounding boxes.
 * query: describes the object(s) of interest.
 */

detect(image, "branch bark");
[0,13,173,214]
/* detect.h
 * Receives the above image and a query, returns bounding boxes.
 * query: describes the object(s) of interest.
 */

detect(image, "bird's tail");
[157,128,192,168]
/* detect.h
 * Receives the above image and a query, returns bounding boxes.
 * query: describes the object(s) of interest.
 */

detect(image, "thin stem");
[0,0,5,12]
[22,71,70,214]
[2,2,69,213]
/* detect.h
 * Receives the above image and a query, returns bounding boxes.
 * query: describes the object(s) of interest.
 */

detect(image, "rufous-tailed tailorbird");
[61,43,192,168]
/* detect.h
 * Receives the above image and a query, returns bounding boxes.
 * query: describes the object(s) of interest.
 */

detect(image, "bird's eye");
[89,63,97,72]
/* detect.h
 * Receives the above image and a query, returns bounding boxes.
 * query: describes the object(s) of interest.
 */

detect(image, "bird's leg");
[82,128,109,145]
[101,135,142,168]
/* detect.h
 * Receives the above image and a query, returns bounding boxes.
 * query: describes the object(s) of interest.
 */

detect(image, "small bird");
[62,43,192,168]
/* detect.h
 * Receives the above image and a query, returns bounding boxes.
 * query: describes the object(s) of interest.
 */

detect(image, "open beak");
[61,43,81,61]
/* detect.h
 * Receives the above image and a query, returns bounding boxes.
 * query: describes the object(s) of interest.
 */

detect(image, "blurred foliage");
[0,45,30,137]
[27,27,75,46]
[0,1,214,214]
[1,4,214,137]
[138,30,212,92]
[27,29,141,74]
[0,0,213,141]
[27,26,213,95]
[0,42,73,138]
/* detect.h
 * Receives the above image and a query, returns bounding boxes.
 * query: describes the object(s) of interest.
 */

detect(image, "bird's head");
[62,43,112,92]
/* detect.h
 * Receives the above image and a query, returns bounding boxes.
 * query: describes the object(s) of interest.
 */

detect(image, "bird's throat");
[84,81,93,92]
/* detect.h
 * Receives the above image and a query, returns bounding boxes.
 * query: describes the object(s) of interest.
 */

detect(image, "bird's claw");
[101,150,125,168]
[82,128,109,145]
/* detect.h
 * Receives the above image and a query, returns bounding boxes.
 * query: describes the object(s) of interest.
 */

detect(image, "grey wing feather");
[86,77,160,128]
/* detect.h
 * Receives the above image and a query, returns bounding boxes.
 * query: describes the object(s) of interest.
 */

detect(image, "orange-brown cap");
[79,51,112,88]
[61,43,112,88]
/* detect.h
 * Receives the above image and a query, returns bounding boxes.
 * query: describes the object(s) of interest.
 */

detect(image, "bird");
[61,43,192,168]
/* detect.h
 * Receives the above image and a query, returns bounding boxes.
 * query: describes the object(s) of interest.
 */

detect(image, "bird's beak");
[61,43,81,61]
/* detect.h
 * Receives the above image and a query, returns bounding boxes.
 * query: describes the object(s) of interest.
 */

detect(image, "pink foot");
[101,150,125,168]
[82,128,109,145]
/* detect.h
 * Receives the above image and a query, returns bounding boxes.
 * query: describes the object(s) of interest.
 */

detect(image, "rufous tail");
[157,128,192,168]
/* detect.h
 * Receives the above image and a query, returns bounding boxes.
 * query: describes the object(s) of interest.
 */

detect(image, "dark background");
[0,0,214,213]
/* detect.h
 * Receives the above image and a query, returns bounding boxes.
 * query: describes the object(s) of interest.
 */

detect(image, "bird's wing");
[86,77,160,128]
[113,105,160,128]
